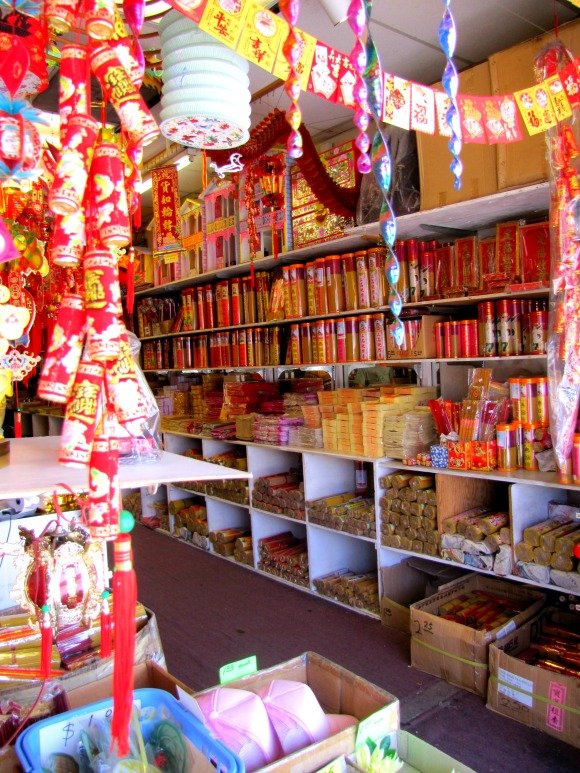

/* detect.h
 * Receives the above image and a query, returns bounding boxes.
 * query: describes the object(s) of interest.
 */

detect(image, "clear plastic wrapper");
[117,332,162,464]
[535,41,580,476]
[356,126,420,224]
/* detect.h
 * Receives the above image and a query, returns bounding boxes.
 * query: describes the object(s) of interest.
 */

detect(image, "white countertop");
[0,436,251,499]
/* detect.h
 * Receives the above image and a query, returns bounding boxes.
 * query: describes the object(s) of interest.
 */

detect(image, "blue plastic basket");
[16,687,244,773]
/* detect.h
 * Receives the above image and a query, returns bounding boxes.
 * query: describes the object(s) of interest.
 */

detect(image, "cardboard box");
[410,574,545,696]
[489,19,580,190]
[345,729,476,773]
[194,651,400,773]
[65,659,191,708]
[380,559,466,633]
[387,315,446,360]
[417,63,498,210]
[0,611,165,709]
[487,608,580,748]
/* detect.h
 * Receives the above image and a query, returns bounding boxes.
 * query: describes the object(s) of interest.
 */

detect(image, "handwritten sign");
[219,655,258,684]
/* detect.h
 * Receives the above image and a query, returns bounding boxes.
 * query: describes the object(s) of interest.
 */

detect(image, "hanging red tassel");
[40,604,52,678]
[126,246,135,315]
[100,590,112,659]
[111,532,137,758]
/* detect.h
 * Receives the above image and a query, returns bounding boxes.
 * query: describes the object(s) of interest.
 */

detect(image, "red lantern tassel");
[111,534,137,758]
[126,247,135,315]
[100,591,112,659]
[40,604,52,679]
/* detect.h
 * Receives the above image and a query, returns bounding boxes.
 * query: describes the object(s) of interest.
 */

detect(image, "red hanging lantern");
[0,111,41,179]
[257,154,285,210]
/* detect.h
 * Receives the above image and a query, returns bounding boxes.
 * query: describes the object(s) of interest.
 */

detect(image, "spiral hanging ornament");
[279,0,303,159]
[439,0,462,190]
[363,3,404,347]
[347,0,371,174]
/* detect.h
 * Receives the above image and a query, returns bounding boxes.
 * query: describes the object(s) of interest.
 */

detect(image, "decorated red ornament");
[90,45,159,147]
[37,292,86,404]
[0,36,30,98]
[105,333,148,431]
[0,110,42,179]
[59,359,105,467]
[88,434,121,540]
[91,140,131,248]
[50,210,86,267]
[49,113,100,215]
[85,0,116,40]
[58,45,89,145]
[45,0,80,35]
[83,248,123,362]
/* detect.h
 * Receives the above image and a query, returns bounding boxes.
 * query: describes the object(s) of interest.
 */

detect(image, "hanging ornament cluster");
[359,1,404,346]
[535,40,580,481]
[279,0,303,159]
[158,9,251,149]
[438,0,462,190]
[347,0,371,174]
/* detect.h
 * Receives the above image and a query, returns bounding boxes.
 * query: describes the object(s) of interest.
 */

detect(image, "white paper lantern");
[159,10,251,149]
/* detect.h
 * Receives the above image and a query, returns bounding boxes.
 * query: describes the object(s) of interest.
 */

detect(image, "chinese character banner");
[152,166,182,251]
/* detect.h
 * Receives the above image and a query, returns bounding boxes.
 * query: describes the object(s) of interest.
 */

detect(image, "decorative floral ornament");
[439,0,462,190]
[347,0,371,174]
[363,2,404,347]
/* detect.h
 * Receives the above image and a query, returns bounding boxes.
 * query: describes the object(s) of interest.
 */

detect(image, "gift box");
[430,444,449,468]
[447,441,471,470]
[470,440,498,471]
[519,221,551,284]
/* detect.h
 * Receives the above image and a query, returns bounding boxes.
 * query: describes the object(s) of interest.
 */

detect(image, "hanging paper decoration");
[151,165,182,251]
[158,10,251,149]
[91,136,131,249]
[45,0,79,35]
[50,210,86,268]
[0,96,43,183]
[279,0,303,159]
[347,0,371,174]
[37,292,86,404]
[535,40,580,481]
[0,9,49,99]
[361,2,404,347]
[85,0,116,40]
[438,0,462,189]
[48,113,100,216]
[58,44,89,145]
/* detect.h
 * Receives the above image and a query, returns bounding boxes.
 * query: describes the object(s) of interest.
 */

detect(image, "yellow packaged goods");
[514,541,536,563]
[442,506,490,535]
[554,527,580,556]
[539,522,579,553]
[408,474,434,490]
[522,511,575,546]
[411,575,545,696]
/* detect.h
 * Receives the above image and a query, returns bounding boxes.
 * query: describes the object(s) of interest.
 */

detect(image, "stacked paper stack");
[361,403,394,457]
[283,392,319,418]
[313,570,379,614]
[222,380,280,419]
[235,412,257,441]
[253,415,305,445]
[288,426,323,448]
[301,403,322,428]
[322,416,338,451]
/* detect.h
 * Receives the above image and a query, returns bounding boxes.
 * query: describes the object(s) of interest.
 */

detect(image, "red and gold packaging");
[230,277,242,325]
[325,255,344,313]
[448,440,472,470]
[38,293,86,404]
[454,236,479,291]
[336,318,347,362]
[355,250,370,309]
[419,250,436,298]
[394,241,410,302]
[91,140,131,248]
[478,237,497,287]
[60,360,105,467]
[204,284,215,329]
[58,45,89,144]
[314,257,328,315]
[477,301,496,357]
[358,315,374,361]
[300,322,313,364]
[406,240,420,302]
[434,322,445,358]
[470,440,498,471]
[90,45,158,147]
[46,0,79,34]
[305,261,317,315]
[88,435,120,540]
[49,113,100,216]
[290,324,301,365]
[519,222,550,284]
[373,313,387,360]
[238,330,247,367]
[84,248,123,362]
[495,221,521,281]
[459,320,478,357]
[368,248,386,308]
[85,0,115,40]
[342,253,358,310]
[50,210,86,267]
[325,319,337,363]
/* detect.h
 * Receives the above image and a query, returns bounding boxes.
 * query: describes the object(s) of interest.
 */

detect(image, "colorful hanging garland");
[347,0,371,174]
[279,0,303,160]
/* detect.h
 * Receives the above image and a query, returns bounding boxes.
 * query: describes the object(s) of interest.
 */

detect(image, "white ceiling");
[139,0,579,217]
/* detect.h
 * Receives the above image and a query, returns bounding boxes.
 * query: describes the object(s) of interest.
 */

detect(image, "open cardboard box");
[487,608,579,749]
[342,729,476,773]
[380,558,466,633]
[410,574,545,696]
[193,651,400,773]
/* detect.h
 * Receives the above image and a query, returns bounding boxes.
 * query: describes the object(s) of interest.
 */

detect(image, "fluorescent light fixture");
[318,0,350,25]
[138,154,191,194]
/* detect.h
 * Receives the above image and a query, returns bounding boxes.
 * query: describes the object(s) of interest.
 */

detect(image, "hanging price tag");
[219,655,258,684]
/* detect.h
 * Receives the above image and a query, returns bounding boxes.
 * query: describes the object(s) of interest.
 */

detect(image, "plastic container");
[16,688,244,773]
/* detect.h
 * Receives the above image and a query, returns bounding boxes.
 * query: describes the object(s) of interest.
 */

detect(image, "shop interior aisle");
[131,524,577,773]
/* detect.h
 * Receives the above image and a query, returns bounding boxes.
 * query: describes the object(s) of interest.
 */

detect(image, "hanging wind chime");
[438,0,462,190]
[347,0,371,174]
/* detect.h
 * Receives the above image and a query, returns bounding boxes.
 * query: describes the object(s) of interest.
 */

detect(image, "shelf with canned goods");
[135,182,549,300]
